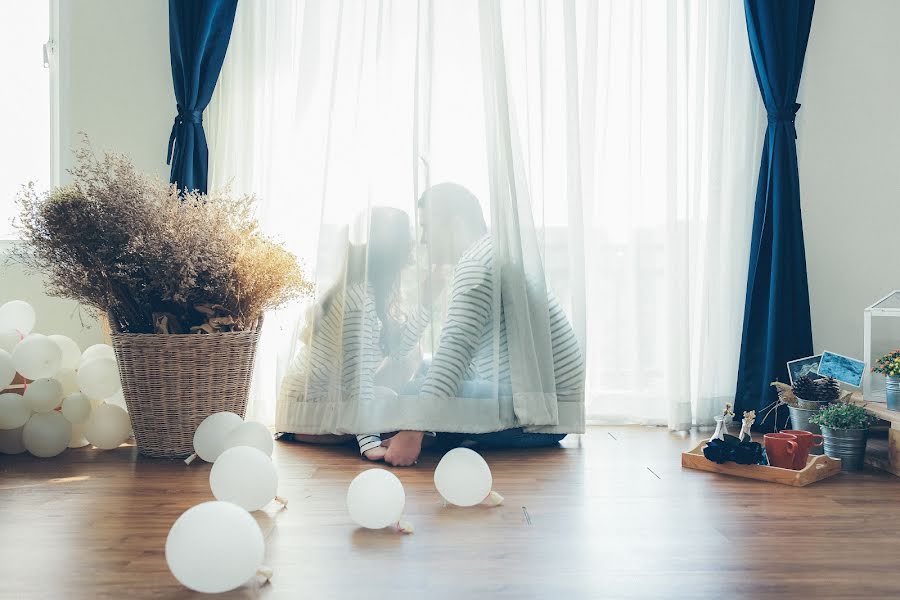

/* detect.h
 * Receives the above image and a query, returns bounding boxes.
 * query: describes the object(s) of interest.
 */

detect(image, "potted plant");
[809,401,877,471]
[872,349,900,411]
[14,142,313,457]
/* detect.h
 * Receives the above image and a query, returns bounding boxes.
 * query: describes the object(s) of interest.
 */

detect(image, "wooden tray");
[681,441,842,487]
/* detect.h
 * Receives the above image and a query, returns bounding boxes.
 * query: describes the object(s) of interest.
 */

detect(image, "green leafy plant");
[809,402,876,430]
[872,349,900,377]
[791,375,840,403]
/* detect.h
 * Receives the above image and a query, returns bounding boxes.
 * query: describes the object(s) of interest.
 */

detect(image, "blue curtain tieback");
[166,109,204,165]
[767,103,801,137]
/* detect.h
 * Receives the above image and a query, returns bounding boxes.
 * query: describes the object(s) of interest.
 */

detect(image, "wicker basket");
[109,320,261,458]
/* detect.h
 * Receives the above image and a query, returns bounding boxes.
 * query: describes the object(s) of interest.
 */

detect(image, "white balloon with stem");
[0,301,36,335]
[23,411,71,458]
[54,368,80,396]
[24,378,64,413]
[222,420,274,456]
[347,468,411,532]
[0,349,16,389]
[77,357,121,401]
[434,447,503,507]
[61,392,93,424]
[84,403,131,450]
[48,334,81,369]
[12,334,62,380]
[185,411,243,465]
[210,446,286,511]
[68,424,90,448]
[80,343,115,365]
[0,329,22,354]
[165,501,270,594]
[0,392,31,430]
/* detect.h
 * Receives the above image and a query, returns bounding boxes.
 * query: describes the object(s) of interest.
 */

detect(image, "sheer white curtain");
[208,0,763,430]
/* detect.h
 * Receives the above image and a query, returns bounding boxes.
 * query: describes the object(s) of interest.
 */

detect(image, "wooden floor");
[2,426,900,599]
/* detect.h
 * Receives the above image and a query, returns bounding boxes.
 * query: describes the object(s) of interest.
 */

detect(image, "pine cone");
[792,376,819,401]
[816,377,841,403]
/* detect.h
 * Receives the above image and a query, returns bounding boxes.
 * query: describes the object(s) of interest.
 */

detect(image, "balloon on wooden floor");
[210,445,282,511]
[347,468,409,531]
[165,501,269,594]
[186,411,243,464]
[434,447,503,507]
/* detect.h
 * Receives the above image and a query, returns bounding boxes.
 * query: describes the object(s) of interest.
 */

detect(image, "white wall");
[799,0,900,360]
[0,0,170,346]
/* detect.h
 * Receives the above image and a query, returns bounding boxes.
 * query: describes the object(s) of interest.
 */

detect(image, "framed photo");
[817,351,866,388]
[787,354,823,385]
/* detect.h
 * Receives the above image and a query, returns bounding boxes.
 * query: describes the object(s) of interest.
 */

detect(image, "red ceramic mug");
[781,429,824,469]
[764,433,799,469]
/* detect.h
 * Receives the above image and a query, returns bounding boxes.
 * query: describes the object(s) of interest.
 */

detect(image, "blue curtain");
[735,0,815,430]
[167,0,238,194]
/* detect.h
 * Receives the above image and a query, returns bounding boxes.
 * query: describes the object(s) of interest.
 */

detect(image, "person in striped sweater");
[279,207,429,460]
[381,183,584,466]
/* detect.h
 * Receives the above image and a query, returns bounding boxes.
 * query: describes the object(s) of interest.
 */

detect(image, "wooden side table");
[853,395,900,477]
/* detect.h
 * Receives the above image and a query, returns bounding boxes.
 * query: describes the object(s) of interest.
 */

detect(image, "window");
[0,1,52,239]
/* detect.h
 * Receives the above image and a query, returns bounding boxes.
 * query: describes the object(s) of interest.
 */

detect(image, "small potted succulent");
[872,349,900,411]
[792,375,840,410]
[809,402,877,471]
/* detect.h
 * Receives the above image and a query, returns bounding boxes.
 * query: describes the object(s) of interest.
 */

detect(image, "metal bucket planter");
[886,376,900,411]
[820,426,868,471]
[787,405,824,455]
[796,396,830,411]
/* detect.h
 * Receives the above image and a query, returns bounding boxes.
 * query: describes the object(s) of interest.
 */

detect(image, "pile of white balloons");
[0,300,132,457]
[165,412,281,594]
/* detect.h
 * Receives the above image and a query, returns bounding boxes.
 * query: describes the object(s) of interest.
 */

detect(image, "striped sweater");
[280,283,428,454]
[421,236,584,402]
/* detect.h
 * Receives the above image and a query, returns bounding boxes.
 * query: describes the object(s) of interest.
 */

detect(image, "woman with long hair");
[277,207,428,460]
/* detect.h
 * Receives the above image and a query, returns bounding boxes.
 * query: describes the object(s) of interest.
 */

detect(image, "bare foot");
[363,446,387,461]
[382,431,424,466]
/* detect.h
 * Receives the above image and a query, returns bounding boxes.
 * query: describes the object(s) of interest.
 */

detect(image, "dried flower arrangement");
[13,141,313,334]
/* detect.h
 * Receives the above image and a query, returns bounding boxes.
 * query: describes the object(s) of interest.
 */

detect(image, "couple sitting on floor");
[277,183,584,466]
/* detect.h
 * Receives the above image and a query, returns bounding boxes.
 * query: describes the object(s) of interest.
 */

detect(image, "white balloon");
[346,468,405,529]
[68,423,90,448]
[105,389,128,412]
[434,447,493,507]
[0,425,26,454]
[12,334,62,380]
[223,421,274,456]
[84,403,131,450]
[193,412,243,462]
[49,335,81,369]
[61,393,93,424]
[210,446,278,511]
[55,368,80,396]
[77,357,121,400]
[24,377,64,413]
[165,501,265,594]
[0,301,36,335]
[0,329,21,354]
[23,411,71,458]
[0,392,31,430]
[80,343,115,366]
[0,349,15,389]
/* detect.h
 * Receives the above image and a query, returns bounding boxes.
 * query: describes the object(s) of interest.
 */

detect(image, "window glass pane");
[0,2,50,239]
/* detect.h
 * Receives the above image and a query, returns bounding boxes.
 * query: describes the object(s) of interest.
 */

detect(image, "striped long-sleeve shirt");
[421,236,584,403]
[279,283,428,454]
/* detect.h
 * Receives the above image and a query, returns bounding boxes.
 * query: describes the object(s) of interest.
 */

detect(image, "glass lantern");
[863,291,900,403]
